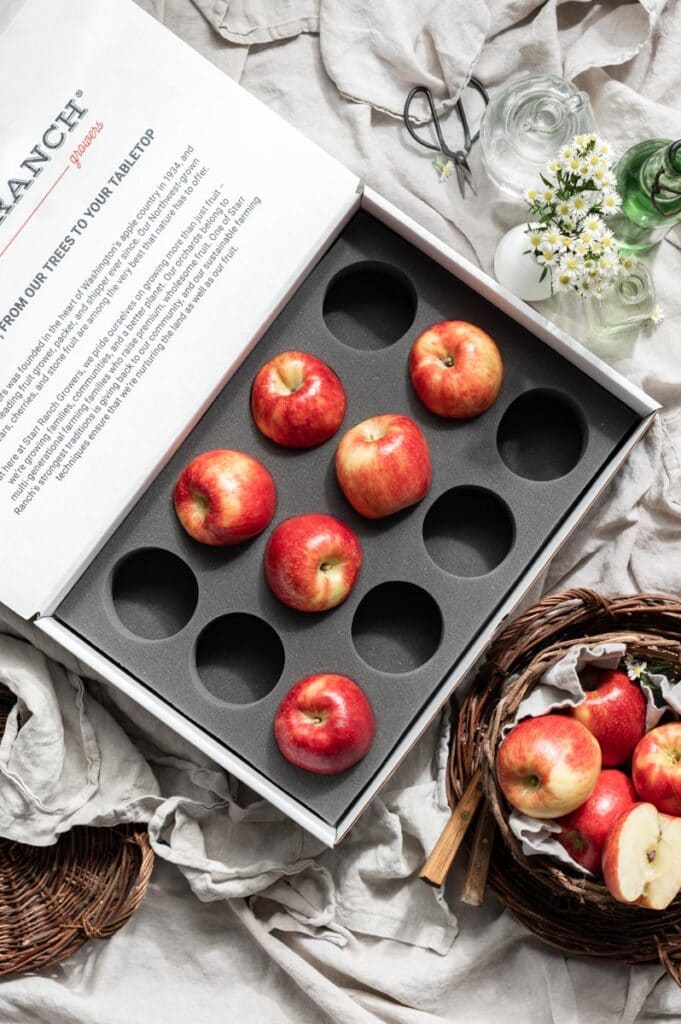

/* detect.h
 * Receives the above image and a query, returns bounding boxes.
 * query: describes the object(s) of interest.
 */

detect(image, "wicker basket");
[449,588,681,982]
[0,685,154,977]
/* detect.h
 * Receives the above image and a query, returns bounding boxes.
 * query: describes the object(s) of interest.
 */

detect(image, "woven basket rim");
[0,683,154,978]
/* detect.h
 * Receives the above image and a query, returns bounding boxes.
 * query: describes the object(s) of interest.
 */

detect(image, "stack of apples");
[496,667,681,910]
[172,322,504,776]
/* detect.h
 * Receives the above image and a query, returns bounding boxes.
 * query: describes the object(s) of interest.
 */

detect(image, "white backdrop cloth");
[0,0,681,1020]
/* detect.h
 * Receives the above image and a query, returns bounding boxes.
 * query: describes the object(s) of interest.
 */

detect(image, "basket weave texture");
[0,685,154,977]
[450,588,681,982]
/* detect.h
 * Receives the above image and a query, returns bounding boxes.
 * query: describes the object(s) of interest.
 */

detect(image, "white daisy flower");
[575,278,593,297]
[620,253,638,272]
[561,252,583,273]
[602,191,622,213]
[560,144,575,160]
[597,140,611,158]
[563,155,583,174]
[650,306,665,324]
[584,215,602,234]
[552,268,574,292]
[526,227,544,249]
[574,134,588,148]
[600,230,615,249]
[547,160,561,174]
[541,186,556,202]
[570,195,588,214]
[525,186,540,202]
[541,227,563,249]
[556,200,572,218]
[536,248,558,266]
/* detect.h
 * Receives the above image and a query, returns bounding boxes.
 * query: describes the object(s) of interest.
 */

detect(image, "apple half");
[602,803,681,910]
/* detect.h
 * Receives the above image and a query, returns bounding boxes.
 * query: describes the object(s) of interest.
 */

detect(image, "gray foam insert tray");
[57,211,640,826]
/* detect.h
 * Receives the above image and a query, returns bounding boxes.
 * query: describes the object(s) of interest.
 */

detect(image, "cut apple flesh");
[605,803,681,910]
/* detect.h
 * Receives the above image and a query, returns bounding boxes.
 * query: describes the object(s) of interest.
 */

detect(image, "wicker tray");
[447,589,681,982]
[0,685,154,977]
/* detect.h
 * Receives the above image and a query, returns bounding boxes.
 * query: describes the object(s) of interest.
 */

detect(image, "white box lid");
[0,0,359,619]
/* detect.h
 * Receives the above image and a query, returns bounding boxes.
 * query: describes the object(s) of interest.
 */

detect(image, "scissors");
[403,79,489,197]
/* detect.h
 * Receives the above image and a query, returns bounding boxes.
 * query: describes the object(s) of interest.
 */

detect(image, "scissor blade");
[460,159,477,196]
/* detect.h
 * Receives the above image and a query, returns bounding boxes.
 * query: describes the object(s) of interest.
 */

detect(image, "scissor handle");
[457,76,490,150]
[403,86,460,161]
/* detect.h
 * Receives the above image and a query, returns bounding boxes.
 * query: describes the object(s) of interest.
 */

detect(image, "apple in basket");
[602,802,681,909]
[174,449,276,545]
[556,769,637,873]
[250,350,347,448]
[568,668,646,766]
[265,513,362,612]
[408,320,503,419]
[496,714,601,818]
[274,673,376,774]
[335,413,432,518]
[632,723,681,815]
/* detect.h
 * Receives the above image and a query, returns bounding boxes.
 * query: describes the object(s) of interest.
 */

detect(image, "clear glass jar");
[585,263,655,337]
[480,75,595,199]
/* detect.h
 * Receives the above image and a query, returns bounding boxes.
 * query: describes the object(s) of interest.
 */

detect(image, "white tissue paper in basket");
[501,642,681,875]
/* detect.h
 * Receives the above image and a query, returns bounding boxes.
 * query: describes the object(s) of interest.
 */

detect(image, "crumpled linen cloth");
[1,0,681,1020]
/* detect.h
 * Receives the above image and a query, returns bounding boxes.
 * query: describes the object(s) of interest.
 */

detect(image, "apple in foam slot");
[265,513,362,612]
[274,674,376,774]
[335,414,432,518]
[251,351,347,448]
[174,449,276,546]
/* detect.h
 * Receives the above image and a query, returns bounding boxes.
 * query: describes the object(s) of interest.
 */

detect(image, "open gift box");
[0,0,658,845]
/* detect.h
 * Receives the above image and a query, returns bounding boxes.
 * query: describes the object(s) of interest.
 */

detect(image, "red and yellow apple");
[174,449,276,546]
[265,513,362,612]
[569,668,646,766]
[250,350,346,448]
[632,723,681,815]
[496,714,601,818]
[408,320,503,419]
[274,673,376,774]
[335,413,432,518]
[556,769,637,872]
[602,802,681,909]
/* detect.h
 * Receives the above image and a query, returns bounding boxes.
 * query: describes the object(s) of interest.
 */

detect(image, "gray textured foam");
[57,212,640,827]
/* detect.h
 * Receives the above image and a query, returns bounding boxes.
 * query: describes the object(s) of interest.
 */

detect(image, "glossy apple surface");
[250,350,346,448]
[265,513,362,612]
[408,320,503,419]
[174,449,276,546]
[632,723,681,815]
[335,413,432,518]
[602,802,681,909]
[496,714,601,819]
[569,668,646,766]
[274,673,376,774]
[557,769,637,872]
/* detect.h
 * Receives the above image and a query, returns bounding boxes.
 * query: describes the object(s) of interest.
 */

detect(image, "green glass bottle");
[609,138,681,252]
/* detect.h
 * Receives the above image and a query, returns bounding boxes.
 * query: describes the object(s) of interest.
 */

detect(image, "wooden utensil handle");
[460,799,495,906]
[419,768,483,887]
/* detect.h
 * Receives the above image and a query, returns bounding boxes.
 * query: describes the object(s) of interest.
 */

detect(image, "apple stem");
[647,849,656,863]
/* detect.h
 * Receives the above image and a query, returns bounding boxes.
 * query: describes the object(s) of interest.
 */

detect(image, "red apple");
[568,668,646,766]
[602,802,681,909]
[250,350,346,448]
[496,714,601,819]
[274,673,375,774]
[408,320,503,419]
[174,449,276,546]
[632,723,681,815]
[335,413,432,518]
[265,513,362,612]
[556,769,637,872]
